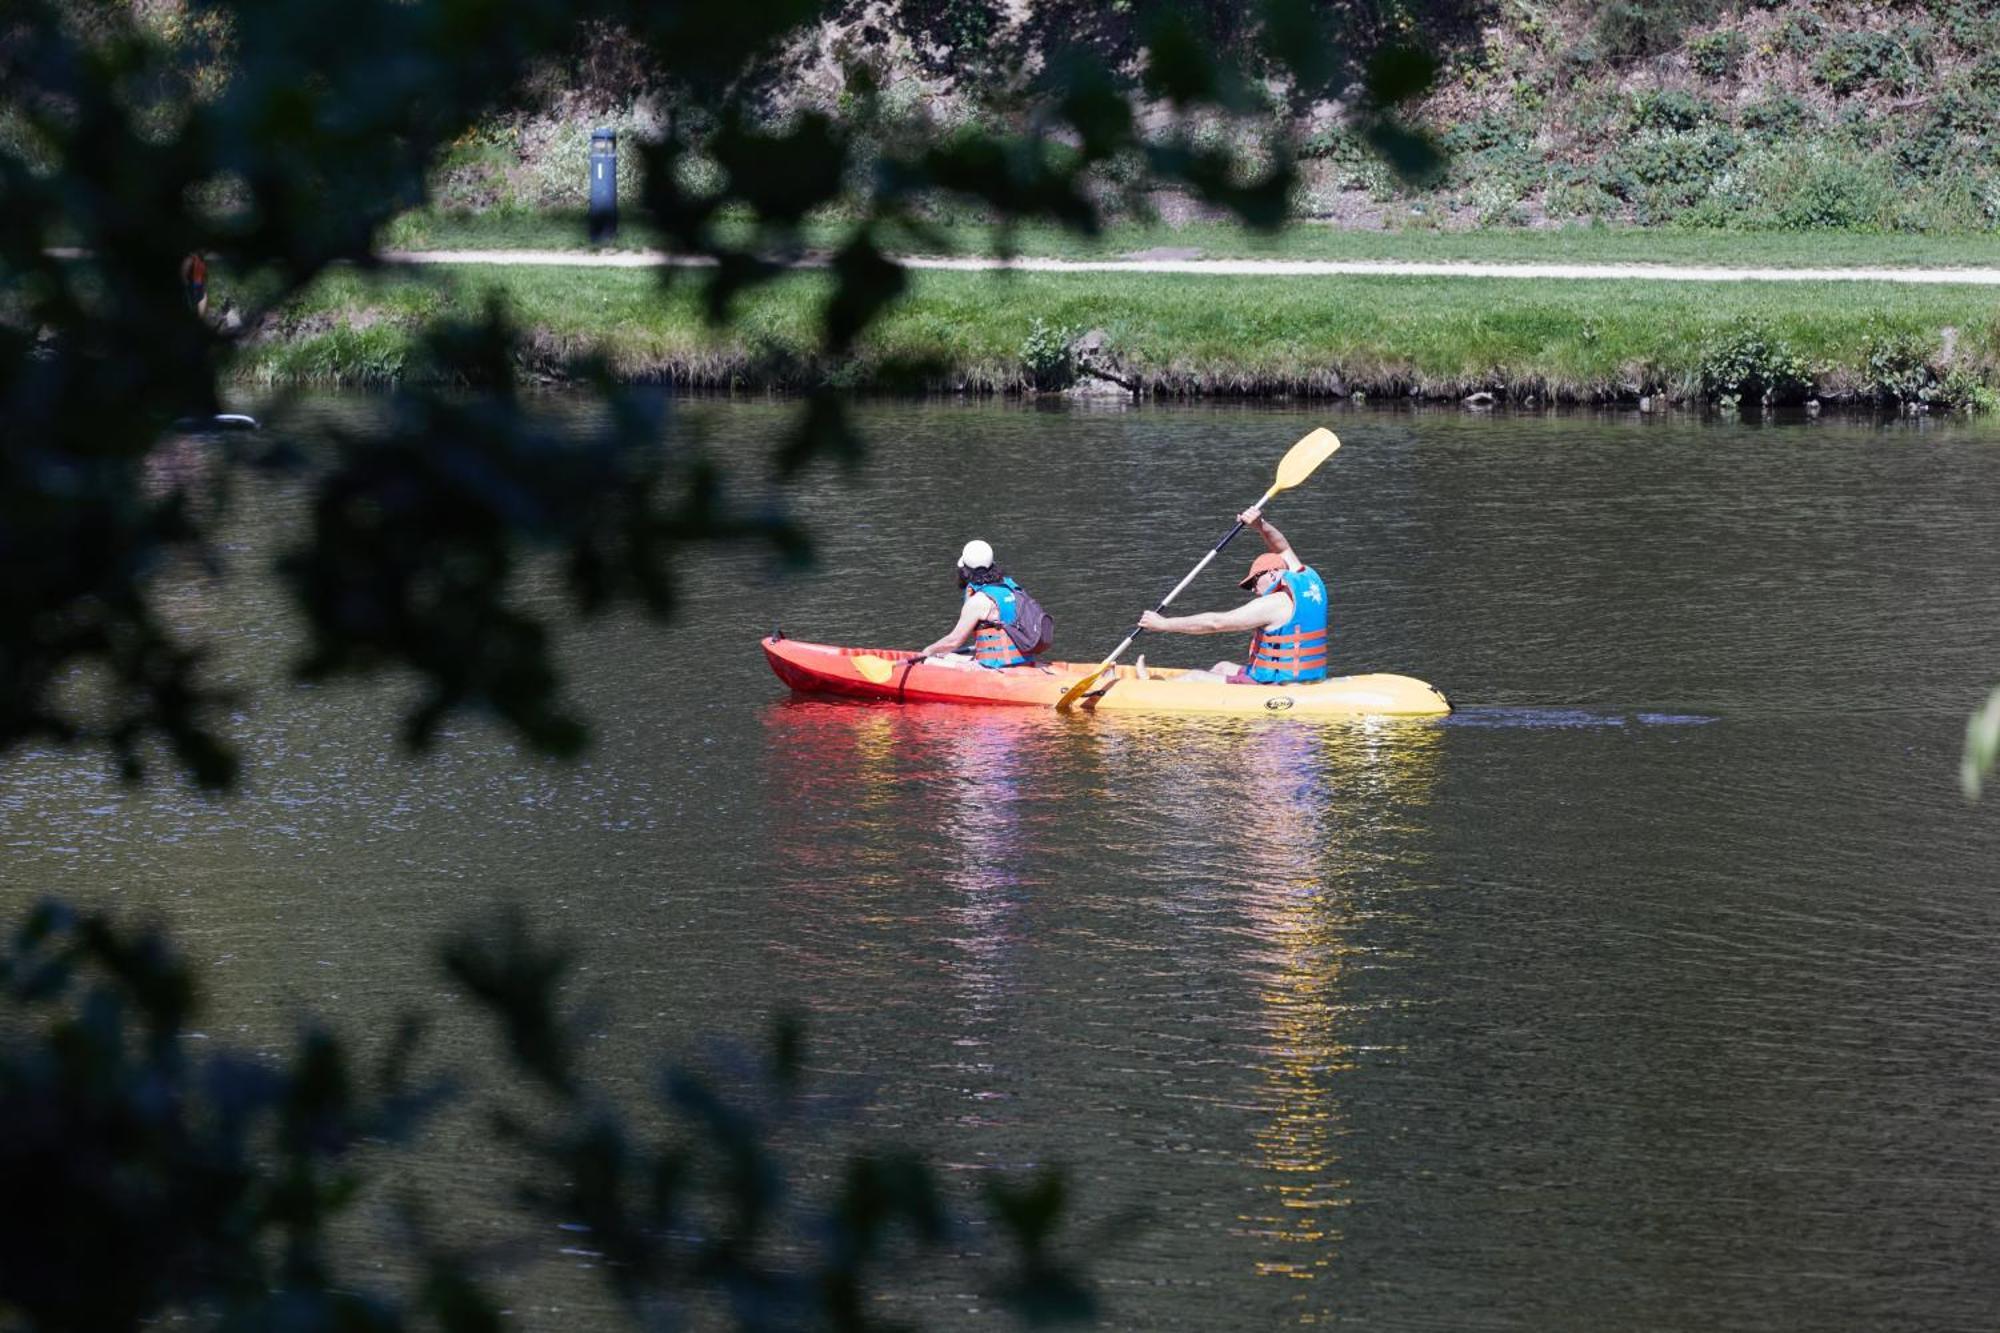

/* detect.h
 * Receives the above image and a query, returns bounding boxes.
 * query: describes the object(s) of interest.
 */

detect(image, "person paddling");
[919,540,1051,669]
[1137,508,1328,683]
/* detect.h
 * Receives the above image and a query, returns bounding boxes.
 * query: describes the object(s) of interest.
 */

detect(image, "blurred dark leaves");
[0,900,1099,1329]
[1,0,1444,785]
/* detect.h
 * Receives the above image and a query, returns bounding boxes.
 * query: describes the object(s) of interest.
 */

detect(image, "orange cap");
[1239,552,1288,589]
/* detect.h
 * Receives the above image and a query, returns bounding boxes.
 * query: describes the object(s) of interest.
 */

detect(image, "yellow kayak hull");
[763,637,1450,718]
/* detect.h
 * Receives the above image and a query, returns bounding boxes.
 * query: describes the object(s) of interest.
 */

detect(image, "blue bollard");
[588,127,617,243]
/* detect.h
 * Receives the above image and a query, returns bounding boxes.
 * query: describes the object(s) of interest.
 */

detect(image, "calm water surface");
[7,399,2000,1330]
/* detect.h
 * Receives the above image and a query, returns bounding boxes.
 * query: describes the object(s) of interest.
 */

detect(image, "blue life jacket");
[968,579,1029,668]
[1246,567,1329,683]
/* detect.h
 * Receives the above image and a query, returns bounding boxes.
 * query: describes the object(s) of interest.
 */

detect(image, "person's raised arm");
[1240,506,1304,572]
[919,594,990,657]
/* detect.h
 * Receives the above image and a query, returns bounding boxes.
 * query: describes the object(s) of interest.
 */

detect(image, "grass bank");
[232,264,2000,408]
[380,209,2000,271]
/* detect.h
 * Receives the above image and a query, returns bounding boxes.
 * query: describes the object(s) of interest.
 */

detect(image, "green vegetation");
[1401,0,2000,233]
[405,1,2000,239]
[234,265,2000,410]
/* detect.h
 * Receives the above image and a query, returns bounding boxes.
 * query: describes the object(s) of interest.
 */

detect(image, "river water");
[7,398,2000,1329]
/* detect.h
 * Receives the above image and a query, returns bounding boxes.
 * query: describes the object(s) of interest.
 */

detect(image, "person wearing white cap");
[917,539,1049,669]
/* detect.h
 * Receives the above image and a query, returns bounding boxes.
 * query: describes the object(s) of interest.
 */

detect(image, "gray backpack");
[1002,584,1055,657]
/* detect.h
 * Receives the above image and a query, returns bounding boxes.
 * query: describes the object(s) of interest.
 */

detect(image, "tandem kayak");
[762,636,1450,717]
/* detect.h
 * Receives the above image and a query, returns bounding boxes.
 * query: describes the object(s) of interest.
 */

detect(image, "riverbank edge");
[226,322,1991,411]
[224,268,2000,413]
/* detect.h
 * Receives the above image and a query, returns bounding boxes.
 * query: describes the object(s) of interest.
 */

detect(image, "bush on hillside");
[1812,30,1919,95]
[1928,0,1998,45]
[1739,94,1814,137]
[1888,174,1987,232]
[1676,164,1762,228]
[1454,140,1540,198]
[1595,0,1723,62]
[1608,126,1739,221]
[1896,95,1978,181]
[1777,11,1827,58]
[1544,178,1621,221]
[1440,112,1520,154]
[1759,146,1897,230]
[1964,51,2000,99]
[1687,29,1748,78]
[1467,177,1530,227]
[1628,88,1717,131]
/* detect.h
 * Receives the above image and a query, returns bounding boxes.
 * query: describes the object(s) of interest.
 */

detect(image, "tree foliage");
[0,900,1095,1330]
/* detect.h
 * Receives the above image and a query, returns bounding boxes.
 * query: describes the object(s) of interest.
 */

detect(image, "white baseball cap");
[958,539,994,569]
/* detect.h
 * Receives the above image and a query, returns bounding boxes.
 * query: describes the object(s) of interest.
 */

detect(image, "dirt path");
[379,249,2000,285]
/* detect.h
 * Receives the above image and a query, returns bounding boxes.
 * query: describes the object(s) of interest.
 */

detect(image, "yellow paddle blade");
[853,654,898,684]
[1054,663,1111,711]
[1271,427,1340,494]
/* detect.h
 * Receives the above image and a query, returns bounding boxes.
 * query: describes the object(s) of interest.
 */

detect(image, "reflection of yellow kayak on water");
[763,636,1450,718]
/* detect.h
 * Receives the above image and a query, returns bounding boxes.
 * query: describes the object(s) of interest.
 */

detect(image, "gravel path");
[379,249,2000,285]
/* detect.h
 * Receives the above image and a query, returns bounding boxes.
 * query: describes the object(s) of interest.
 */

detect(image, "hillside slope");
[427,1,2000,237]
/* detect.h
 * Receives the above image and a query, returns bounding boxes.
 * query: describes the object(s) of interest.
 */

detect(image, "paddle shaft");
[1066,483,1280,694]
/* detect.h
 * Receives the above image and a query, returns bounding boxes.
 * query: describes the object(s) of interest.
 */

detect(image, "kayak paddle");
[1054,427,1341,712]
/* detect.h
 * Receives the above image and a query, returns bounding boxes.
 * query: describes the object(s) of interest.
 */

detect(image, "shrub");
[1628,88,1716,131]
[1812,31,1916,96]
[1596,0,1723,62]
[1831,99,1885,150]
[1855,325,1991,410]
[1929,0,1998,47]
[1896,96,1975,182]
[1440,112,1519,155]
[1299,125,1357,159]
[1891,173,1987,233]
[1616,127,1744,192]
[1466,178,1529,227]
[1762,148,1896,230]
[1454,140,1541,198]
[1562,36,1604,76]
[1777,11,1825,58]
[1688,30,1748,79]
[1544,179,1621,221]
[1940,367,1999,414]
[1739,94,1812,137]
[1862,327,1942,406]
[1019,317,1076,390]
[1676,170,1759,228]
[1964,53,2000,102]
[1699,324,1813,405]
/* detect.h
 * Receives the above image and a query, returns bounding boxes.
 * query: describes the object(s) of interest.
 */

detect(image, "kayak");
[762,635,1450,717]
[171,413,260,433]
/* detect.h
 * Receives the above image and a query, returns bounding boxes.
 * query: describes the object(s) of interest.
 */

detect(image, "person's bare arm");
[1140,591,1290,635]
[1240,506,1305,573]
[919,594,991,656]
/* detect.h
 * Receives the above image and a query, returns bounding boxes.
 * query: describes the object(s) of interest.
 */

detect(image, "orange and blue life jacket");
[967,579,1031,668]
[1246,567,1329,683]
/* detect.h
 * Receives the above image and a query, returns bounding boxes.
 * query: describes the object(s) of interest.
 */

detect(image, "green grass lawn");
[378,207,2000,271]
[234,262,2000,404]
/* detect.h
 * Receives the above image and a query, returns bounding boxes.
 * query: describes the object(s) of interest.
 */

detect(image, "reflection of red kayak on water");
[762,636,1451,717]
